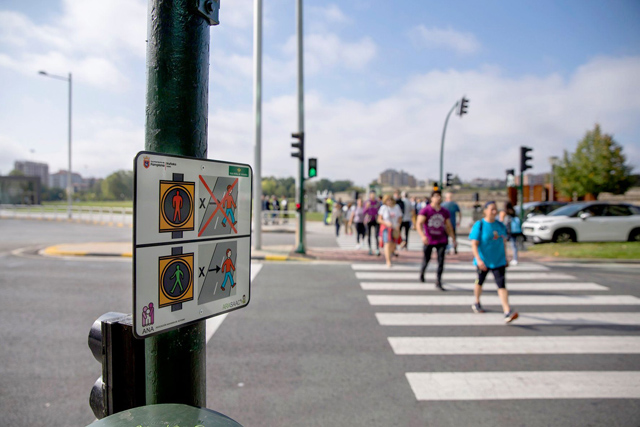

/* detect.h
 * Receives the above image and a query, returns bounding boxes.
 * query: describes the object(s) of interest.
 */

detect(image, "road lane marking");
[351,263,550,272]
[360,282,608,292]
[355,272,576,281]
[367,294,640,306]
[389,336,640,355]
[406,371,640,400]
[206,263,262,342]
[376,312,640,326]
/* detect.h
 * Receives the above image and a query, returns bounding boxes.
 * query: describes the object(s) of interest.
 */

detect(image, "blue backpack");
[510,216,522,234]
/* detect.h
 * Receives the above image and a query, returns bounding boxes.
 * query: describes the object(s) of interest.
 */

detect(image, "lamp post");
[549,156,559,201]
[39,70,72,219]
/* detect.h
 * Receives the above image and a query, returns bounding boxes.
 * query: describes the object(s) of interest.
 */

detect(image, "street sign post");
[133,151,252,338]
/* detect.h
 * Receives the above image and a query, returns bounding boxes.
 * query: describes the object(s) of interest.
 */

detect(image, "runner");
[377,195,403,268]
[350,198,366,250]
[470,201,518,323]
[364,191,381,256]
[416,190,456,291]
[441,191,461,254]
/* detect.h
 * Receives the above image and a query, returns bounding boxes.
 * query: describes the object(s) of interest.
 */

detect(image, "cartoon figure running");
[172,190,183,222]
[221,185,237,228]
[220,248,236,291]
[170,264,184,293]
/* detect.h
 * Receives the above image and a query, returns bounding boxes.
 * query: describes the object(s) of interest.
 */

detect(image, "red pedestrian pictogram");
[173,190,183,222]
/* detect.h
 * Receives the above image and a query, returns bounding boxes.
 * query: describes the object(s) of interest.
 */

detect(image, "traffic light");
[446,173,453,187]
[432,183,439,192]
[458,97,469,116]
[308,158,317,178]
[291,132,304,160]
[295,202,302,213]
[88,312,145,419]
[520,146,533,172]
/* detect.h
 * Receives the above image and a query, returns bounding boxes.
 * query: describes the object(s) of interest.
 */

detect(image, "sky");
[1,0,639,188]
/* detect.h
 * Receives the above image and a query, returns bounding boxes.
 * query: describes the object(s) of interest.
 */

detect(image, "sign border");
[133,151,253,339]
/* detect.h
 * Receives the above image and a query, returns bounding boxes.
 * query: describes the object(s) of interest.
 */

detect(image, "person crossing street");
[416,190,456,291]
[470,201,518,323]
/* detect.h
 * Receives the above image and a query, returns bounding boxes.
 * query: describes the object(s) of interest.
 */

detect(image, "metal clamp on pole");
[194,0,220,25]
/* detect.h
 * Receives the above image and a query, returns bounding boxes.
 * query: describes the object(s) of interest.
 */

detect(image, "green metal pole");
[295,0,305,254]
[144,0,211,407]
[439,102,458,189]
[519,170,524,222]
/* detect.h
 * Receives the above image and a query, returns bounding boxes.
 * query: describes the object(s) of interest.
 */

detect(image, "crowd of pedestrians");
[261,194,289,225]
[329,189,518,323]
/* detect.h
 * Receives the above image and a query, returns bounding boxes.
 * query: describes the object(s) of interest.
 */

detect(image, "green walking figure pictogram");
[170,264,185,293]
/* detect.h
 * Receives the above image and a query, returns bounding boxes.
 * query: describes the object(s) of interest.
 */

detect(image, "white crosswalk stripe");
[361,282,608,291]
[351,263,550,272]
[376,312,640,326]
[353,261,640,402]
[406,372,640,400]
[388,336,640,355]
[368,294,640,306]
[356,271,577,281]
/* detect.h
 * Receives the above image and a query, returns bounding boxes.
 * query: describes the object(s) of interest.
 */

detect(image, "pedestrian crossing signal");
[159,181,195,233]
[308,158,317,178]
[158,253,194,308]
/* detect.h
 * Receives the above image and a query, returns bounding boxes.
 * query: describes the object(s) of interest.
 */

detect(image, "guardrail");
[0,204,133,227]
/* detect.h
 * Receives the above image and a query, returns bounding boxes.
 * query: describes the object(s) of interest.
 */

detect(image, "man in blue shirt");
[469,201,518,323]
[441,192,461,254]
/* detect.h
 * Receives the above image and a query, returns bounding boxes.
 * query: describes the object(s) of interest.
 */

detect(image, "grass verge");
[528,242,640,259]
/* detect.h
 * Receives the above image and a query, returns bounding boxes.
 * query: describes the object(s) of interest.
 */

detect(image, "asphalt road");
[1,219,640,426]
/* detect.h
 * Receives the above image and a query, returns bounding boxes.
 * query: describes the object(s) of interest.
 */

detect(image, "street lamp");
[549,156,559,202]
[39,70,72,219]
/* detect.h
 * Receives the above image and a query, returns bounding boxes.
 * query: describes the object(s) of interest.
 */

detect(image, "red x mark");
[198,177,238,236]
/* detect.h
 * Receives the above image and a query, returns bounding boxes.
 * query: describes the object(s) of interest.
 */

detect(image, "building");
[49,170,84,191]
[379,169,417,188]
[14,160,49,186]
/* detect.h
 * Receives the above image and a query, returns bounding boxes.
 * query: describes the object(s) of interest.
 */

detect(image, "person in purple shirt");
[363,191,381,256]
[416,190,457,290]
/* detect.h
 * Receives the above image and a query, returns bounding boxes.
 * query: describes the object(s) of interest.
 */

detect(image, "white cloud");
[409,25,481,54]
[0,0,146,90]
[206,55,640,185]
[283,33,377,74]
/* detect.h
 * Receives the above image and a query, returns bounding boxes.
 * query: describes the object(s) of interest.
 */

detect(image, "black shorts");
[475,265,506,289]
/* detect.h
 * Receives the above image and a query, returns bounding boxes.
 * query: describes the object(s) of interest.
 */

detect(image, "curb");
[42,245,132,258]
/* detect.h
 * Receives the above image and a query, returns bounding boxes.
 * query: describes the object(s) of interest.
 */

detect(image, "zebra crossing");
[336,229,473,252]
[352,262,640,401]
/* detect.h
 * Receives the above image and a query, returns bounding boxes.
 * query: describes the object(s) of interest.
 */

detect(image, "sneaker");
[435,282,445,291]
[511,260,518,266]
[504,311,519,323]
[376,250,381,256]
[419,274,425,283]
[368,249,373,256]
[471,302,485,313]
[355,244,361,250]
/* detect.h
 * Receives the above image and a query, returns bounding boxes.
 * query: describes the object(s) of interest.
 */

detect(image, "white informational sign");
[133,151,252,338]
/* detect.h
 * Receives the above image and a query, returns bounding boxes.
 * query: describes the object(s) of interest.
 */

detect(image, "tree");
[555,124,634,200]
[101,170,133,200]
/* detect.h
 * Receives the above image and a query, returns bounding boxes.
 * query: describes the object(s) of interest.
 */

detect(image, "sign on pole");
[133,152,253,338]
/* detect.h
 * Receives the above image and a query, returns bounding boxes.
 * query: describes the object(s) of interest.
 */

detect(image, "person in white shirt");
[377,194,403,268]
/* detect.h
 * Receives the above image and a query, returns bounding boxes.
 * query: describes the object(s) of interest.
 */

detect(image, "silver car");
[522,202,640,243]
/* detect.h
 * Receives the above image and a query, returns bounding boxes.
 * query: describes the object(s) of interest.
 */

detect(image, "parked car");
[522,202,640,243]
[515,201,568,220]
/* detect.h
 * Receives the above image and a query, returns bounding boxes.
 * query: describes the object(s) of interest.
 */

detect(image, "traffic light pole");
[295,0,305,254]
[439,101,459,189]
[143,0,217,407]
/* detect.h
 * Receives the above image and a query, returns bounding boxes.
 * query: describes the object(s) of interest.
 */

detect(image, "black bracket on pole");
[194,0,220,25]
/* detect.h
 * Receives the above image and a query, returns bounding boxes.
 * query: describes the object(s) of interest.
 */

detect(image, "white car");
[522,202,640,243]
